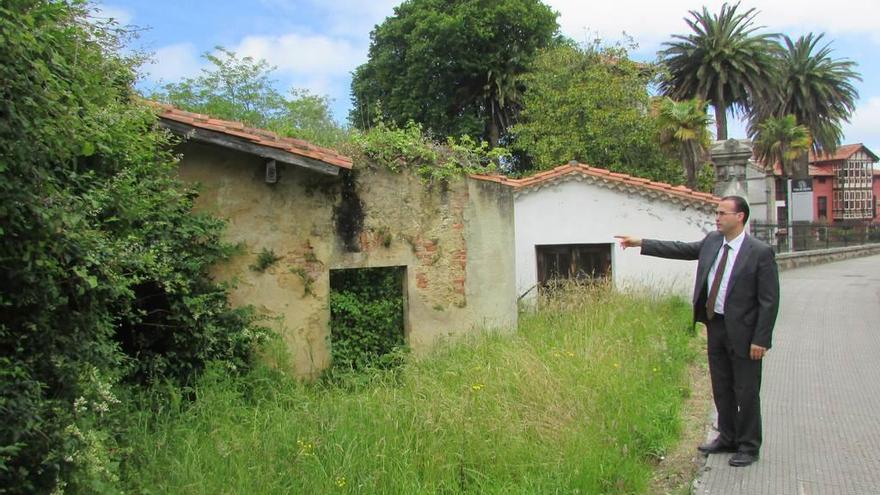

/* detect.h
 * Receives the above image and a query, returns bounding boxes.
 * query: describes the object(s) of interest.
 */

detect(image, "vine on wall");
[328,267,406,371]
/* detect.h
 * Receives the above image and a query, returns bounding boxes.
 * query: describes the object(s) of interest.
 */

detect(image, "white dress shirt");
[707,231,745,315]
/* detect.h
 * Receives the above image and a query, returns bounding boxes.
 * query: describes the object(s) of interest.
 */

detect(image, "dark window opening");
[817,196,828,220]
[536,244,612,288]
[329,266,406,370]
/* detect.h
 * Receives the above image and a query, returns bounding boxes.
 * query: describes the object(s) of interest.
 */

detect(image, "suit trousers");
[706,316,763,454]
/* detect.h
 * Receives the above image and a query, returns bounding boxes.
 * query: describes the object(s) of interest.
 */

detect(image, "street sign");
[791,179,812,193]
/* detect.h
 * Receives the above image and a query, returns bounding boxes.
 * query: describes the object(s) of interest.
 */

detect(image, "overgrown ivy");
[350,121,506,182]
[0,2,266,492]
[328,268,406,372]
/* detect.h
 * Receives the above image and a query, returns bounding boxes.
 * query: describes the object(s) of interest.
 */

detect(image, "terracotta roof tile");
[471,163,720,208]
[151,102,353,170]
[809,143,878,163]
[809,165,834,177]
[770,161,862,177]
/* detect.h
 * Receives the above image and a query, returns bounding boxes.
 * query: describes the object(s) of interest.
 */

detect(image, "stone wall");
[776,244,880,271]
[177,142,516,377]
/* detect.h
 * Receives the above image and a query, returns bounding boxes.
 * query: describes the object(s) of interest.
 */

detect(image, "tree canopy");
[749,33,859,157]
[152,48,347,146]
[658,2,780,140]
[349,0,558,147]
[654,97,713,189]
[753,114,812,178]
[511,40,683,184]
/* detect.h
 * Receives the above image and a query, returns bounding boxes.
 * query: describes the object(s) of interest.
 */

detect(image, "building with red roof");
[808,144,878,223]
[474,162,720,300]
[153,103,518,376]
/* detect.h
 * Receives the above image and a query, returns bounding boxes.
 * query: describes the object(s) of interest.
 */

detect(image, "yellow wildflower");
[297,439,315,456]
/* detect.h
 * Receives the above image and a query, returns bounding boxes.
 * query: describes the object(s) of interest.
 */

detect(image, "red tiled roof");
[809,143,878,163]
[769,162,834,177]
[152,102,353,170]
[472,162,719,208]
[810,165,834,177]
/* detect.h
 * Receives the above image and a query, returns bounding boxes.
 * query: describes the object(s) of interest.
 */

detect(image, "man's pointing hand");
[614,235,642,249]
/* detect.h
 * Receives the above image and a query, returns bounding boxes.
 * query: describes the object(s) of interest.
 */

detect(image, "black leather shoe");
[697,438,737,454]
[728,451,758,467]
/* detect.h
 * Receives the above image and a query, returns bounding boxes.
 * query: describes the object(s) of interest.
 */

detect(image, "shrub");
[0,2,266,492]
[350,121,505,182]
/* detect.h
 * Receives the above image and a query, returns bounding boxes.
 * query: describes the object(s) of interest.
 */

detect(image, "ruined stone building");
[157,105,517,377]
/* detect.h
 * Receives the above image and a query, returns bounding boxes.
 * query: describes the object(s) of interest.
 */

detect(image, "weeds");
[120,285,696,494]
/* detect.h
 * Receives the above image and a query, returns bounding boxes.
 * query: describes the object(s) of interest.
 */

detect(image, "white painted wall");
[746,162,776,224]
[515,179,716,302]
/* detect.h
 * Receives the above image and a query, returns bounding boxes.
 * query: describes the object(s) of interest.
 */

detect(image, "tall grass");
[120,285,697,494]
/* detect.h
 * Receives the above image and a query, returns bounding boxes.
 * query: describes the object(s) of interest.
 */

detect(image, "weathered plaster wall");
[514,179,716,301]
[176,142,516,377]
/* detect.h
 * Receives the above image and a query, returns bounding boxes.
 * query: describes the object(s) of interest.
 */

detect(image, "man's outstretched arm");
[615,235,705,261]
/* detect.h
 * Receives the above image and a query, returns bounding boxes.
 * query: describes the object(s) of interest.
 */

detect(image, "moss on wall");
[176,141,516,377]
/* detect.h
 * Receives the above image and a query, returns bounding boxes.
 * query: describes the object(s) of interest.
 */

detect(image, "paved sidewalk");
[694,255,880,495]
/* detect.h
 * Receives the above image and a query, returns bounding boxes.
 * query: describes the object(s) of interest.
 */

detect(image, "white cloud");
[843,96,880,148]
[313,0,400,39]
[233,33,363,79]
[260,0,399,40]
[546,0,880,51]
[92,4,133,26]
[142,43,203,83]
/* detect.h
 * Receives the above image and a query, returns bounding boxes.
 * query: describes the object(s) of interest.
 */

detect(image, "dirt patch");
[648,326,712,495]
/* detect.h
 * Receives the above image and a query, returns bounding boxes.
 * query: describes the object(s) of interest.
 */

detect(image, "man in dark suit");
[615,195,779,467]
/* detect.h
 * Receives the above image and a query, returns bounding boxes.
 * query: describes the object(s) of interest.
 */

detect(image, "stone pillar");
[710,138,752,198]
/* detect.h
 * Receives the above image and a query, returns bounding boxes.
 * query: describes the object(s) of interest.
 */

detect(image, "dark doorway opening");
[535,243,612,288]
[329,266,406,370]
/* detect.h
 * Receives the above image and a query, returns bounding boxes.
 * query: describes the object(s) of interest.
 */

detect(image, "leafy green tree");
[349,0,558,147]
[659,2,780,140]
[752,114,812,178]
[1,2,264,491]
[750,33,859,162]
[654,97,713,189]
[152,48,347,146]
[512,41,683,184]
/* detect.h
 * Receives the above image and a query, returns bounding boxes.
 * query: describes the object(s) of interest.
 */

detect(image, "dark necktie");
[706,244,730,320]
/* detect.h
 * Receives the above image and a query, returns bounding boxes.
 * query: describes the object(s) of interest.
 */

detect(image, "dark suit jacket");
[641,231,780,357]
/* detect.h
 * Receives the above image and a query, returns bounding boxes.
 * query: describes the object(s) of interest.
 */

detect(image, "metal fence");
[750,221,880,253]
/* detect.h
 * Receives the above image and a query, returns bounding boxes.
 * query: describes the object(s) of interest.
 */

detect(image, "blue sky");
[100,0,880,153]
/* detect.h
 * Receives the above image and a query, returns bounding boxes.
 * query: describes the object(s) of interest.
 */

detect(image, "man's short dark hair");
[722,195,750,223]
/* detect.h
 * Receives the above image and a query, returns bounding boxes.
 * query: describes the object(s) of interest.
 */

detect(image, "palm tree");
[483,65,523,148]
[659,2,780,141]
[654,97,713,189]
[753,115,812,178]
[750,33,859,157]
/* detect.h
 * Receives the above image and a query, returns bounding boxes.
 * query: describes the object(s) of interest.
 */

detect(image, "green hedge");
[0,2,266,492]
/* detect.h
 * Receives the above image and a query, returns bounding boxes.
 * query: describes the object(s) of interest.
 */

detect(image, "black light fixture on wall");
[265,159,277,184]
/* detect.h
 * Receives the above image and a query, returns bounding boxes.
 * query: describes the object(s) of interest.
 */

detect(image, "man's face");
[715,199,744,235]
